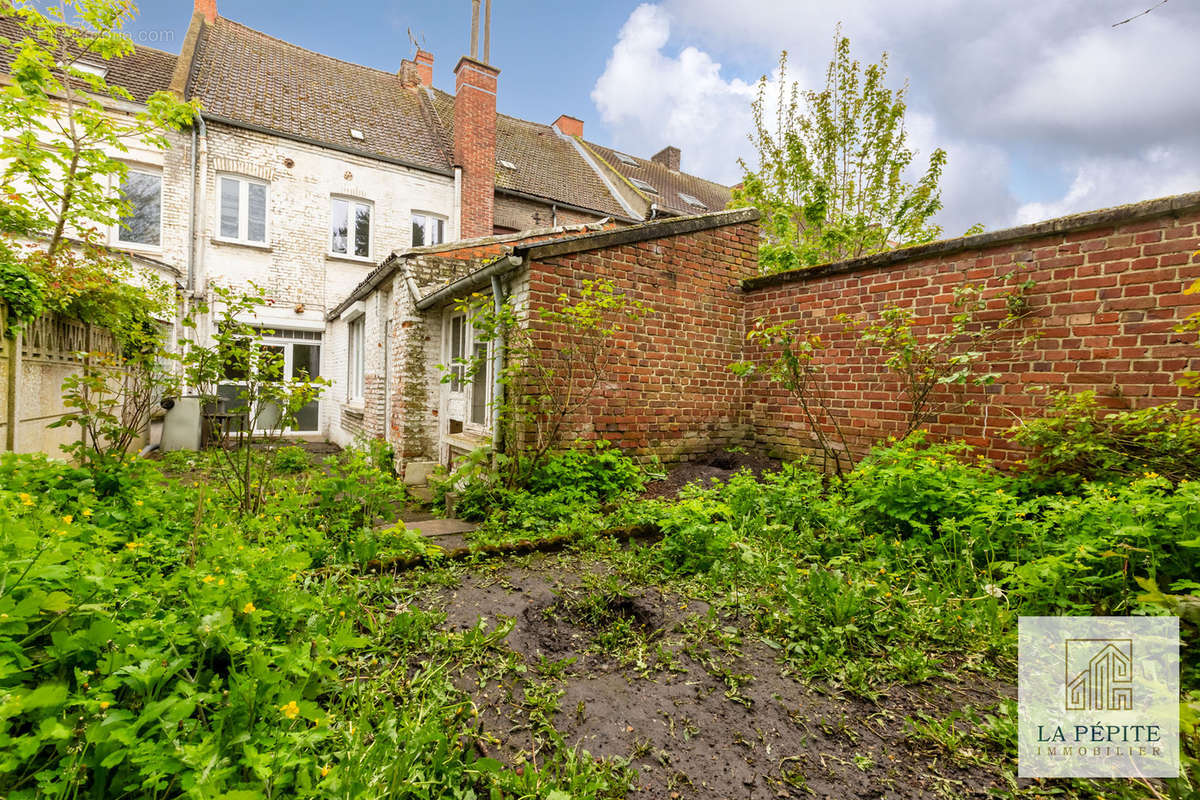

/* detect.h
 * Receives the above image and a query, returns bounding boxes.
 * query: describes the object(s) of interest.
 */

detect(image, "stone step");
[403,517,477,539]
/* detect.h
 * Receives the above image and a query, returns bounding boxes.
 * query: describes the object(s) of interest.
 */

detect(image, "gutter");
[415,253,524,311]
[187,110,207,292]
[495,185,640,225]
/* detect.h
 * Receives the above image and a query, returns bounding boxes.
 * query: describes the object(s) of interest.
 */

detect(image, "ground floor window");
[444,312,491,433]
[219,328,322,433]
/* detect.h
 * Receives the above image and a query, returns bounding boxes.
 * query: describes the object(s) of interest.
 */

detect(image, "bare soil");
[643,451,783,500]
[427,553,1013,800]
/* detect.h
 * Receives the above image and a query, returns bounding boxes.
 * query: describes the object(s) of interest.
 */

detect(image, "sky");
[125,0,1200,236]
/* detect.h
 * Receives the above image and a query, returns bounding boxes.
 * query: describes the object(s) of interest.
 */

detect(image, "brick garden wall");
[741,193,1200,466]
[523,218,760,461]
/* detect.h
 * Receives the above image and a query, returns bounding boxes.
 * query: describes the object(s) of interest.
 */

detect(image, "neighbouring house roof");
[581,140,733,216]
[0,17,177,104]
[423,87,634,221]
[185,18,453,174]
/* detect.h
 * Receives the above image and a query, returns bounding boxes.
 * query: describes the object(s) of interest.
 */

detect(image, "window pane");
[292,343,320,380]
[330,198,348,253]
[433,218,445,245]
[118,171,161,245]
[219,177,240,239]
[411,216,425,247]
[247,182,267,242]
[449,316,463,392]
[354,203,370,257]
[470,341,488,424]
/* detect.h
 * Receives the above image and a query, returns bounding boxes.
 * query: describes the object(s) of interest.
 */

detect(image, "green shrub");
[274,444,311,473]
[1009,390,1200,487]
[524,441,644,501]
[845,432,1008,538]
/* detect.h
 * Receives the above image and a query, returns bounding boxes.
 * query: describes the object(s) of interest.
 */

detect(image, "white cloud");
[1015,147,1200,223]
[592,1,1200,231]
[590,4,760,183]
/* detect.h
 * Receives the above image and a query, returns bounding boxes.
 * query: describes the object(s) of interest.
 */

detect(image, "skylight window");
[678,192,707,210]
[349,128,365,140]
[74,61,108,79]
[498,159,517,170]
[614,151,638,166]
[629,177,658,194]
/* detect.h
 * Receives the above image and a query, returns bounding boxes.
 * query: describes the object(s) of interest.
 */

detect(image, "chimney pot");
[651,145,681,172]
[553,114,584,138]
[194,0,217,24]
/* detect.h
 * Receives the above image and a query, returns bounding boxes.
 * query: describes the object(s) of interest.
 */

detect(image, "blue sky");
[122,1,1200,235]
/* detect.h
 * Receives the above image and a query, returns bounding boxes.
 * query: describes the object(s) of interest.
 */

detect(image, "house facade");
[157,0,730,448]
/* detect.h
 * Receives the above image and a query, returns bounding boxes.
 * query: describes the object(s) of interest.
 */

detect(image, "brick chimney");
[652,145,680,171]
[454,56,499,239]
[553,114,583,138]
[399,50,433,88]
[195,0,217,24]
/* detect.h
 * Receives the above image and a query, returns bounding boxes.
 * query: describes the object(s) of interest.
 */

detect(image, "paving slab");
[404,518,478,538]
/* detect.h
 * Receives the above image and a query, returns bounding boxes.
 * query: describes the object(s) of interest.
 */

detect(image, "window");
[347,317,365,401]
[614,151,639,166]
[411,212,446,248]
[116,169,161,247]
[470,340,489,425]
[330,197,372,258]
[218,175,268,244]
[678,192,707,210]
[447,313,465,391]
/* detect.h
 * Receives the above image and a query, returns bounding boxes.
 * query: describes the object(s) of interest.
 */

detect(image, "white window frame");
[216,174,270,245]
[347,316,365,402]
[330,196,373,259]
[443,311,492,432]
[114,167,163,249]
[412,211,447,248]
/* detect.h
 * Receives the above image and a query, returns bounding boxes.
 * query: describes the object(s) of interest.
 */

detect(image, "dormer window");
[629,177,658,194]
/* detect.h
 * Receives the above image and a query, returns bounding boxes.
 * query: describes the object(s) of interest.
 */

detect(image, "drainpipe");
[187,111,207,292]
[489,273,506,454]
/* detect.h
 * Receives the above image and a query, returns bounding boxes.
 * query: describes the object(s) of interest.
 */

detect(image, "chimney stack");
[194,0,217,24]
[454,56,499,238]
[553,114,583,138]
[651,145,680,172]
[400,49,434,88]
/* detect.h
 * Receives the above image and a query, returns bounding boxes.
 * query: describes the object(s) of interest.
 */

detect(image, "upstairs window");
[412,212,446,247]
[116,168,161,247]
[218,175,268,244]
[331,197,372,258]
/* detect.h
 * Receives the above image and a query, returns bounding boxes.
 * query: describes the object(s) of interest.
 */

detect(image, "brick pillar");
[453,56,499,239]
[652,145,681,171]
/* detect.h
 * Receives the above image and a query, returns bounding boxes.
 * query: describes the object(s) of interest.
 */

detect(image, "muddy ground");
[423,552,1013,800]
[643,451,783,500]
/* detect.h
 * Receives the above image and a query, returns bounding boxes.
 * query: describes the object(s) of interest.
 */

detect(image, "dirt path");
[423,552,1013,799]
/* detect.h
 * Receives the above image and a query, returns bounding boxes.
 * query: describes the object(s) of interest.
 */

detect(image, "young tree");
[0,0,196,339]
[733,31,948,274]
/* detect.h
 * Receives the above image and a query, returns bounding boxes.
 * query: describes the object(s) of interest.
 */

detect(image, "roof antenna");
[406,27,422,57]
[469,0,480,59]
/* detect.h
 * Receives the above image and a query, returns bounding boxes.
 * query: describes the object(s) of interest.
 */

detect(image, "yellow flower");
[202,575,215,584]
[125,541,142,550]
[243,602,256,614]
[218,578,225,586]
[280,700,299,719]
[134,500,144,506]
[320,765,330,777]
[18,492,33,506]
[81,508,92,517]
[62,515,73,524]
[99,701,110,710]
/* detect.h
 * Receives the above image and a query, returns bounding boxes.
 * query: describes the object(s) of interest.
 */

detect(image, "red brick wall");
[742,202,1200,465]
[524,220,760,461]
[453,57,499,240]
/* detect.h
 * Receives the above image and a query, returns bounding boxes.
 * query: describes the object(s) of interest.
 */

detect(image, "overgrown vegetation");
[733,29,961,274]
